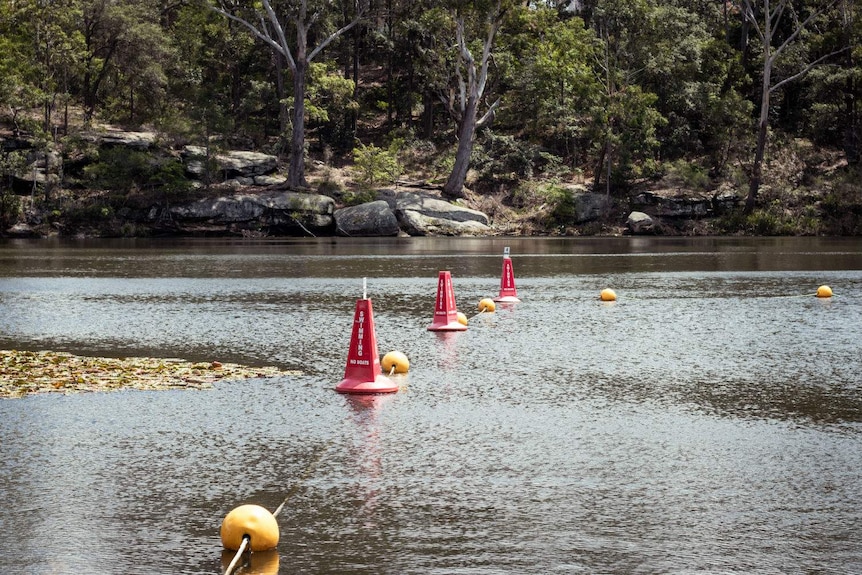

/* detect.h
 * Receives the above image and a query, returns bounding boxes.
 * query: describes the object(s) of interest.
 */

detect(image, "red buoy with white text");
[427,271,468,331]
[493,247,521,303]
[336,281,398,394]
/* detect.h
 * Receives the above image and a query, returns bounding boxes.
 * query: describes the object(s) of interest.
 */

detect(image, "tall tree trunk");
[842,1,859,164]
[443,96,479,199]
[742,0,846,212]
[593,139,607,193]
[422,92,434,139]
[289,59,308,188]
[440,5,503,199]
[275,53,288,136]
[746,64,771,213]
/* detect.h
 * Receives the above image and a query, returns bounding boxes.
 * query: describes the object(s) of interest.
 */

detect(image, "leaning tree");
[439,0,506,200]
[740,0,847,212]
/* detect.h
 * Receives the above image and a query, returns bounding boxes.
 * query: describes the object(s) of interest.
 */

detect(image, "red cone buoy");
[336,298,398,394]
[427,271,467,331]
[493,247,521,303]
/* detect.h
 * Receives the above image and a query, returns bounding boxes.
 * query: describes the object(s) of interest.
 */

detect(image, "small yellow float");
[600,288,617,302]
[382,351,410,374]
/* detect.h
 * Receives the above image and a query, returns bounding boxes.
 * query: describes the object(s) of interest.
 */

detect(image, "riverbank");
[2,126,861,238]
[0,349,300,399]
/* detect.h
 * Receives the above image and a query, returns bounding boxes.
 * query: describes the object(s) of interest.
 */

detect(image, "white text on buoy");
[428,271,468,331]
[336,297,398,394]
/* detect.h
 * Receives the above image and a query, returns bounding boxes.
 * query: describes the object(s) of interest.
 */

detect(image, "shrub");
[0,191,21,229]
[83,148,192,198]
[352,141,401,188]
[471,132,538,192]
[663,159,711,190]
[341,189,377,207]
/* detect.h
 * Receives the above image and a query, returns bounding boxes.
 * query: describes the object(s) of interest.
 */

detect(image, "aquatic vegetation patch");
[0,349,299,399]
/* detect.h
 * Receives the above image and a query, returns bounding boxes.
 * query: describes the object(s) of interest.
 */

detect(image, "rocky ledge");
[3,128,747,238]
[142,187,493,237]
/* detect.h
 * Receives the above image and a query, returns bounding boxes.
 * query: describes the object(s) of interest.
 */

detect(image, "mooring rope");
[469,309,487,320]
[271,438,335,521]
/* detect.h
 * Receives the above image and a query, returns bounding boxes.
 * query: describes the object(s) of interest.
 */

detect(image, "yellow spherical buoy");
[220,504,279,551]
[457,311,469,326]
[816,285,833,298]
[381,350,410,374]
[600,288,617,302]
[478,298,496,313]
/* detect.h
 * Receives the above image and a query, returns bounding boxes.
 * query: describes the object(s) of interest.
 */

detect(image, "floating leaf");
[0,350,301,399]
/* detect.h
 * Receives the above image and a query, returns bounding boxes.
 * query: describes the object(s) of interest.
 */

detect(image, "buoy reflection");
[220,549,279,575]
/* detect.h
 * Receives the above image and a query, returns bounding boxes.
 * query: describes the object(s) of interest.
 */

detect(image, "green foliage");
[718,201,820,236]
[663,159,710,191]
[0,151,27,190]
[471,131,568,194]
[0,0,855,236]
[820,168,862,234]
[305,62,359,151]
[0,190,21,229]
[352,141,402,188]
[341,189,377,207]
[544,184,578,228]
[498,6,600,165]
[83,148,191,197]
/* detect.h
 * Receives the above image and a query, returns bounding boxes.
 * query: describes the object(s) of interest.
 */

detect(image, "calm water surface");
[0,236,861,574]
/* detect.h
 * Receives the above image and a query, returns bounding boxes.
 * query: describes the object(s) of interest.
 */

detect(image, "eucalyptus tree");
[206,0,368,188]
[738,0,847,212]
[497,4,600,169]
[788,0,860,164]
[77,0,175,125]
[587,0,665,193]
[0,0,83,135]
[437,0,509,199]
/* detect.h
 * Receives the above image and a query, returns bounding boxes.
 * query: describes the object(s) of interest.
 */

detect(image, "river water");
[0,236,860,575]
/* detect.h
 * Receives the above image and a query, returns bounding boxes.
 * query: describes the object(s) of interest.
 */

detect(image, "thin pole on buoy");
[363,277,367,300]
[272,499,288,518]
[224,537,250,575]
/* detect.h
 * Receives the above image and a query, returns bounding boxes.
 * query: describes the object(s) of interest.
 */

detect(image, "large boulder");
[626,211,655,234]
[334,201,400,236]
[397,210,494,236]
[14,149,62,188]
[571,190,613,223]
[395,191,489,225]
[81,129,157,150]
[633,189,715,218]
[160,190,334,235]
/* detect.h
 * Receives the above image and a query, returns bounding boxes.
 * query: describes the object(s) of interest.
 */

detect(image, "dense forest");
[1,0,861,236]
